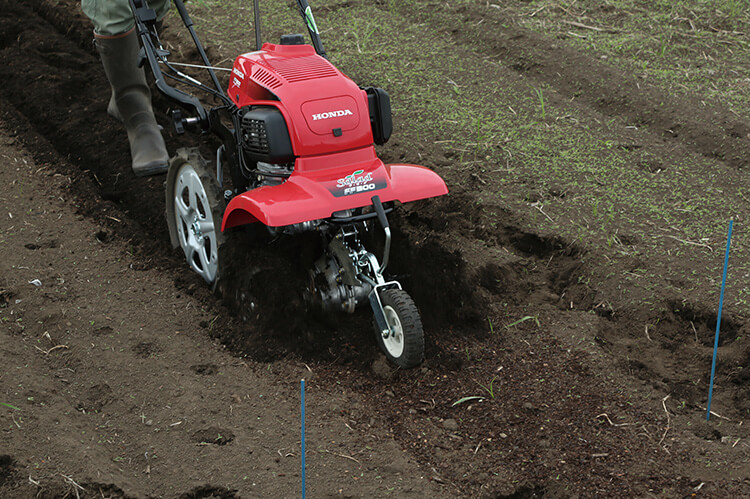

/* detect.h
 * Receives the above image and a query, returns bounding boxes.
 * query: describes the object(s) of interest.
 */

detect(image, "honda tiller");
[129,0,448,368]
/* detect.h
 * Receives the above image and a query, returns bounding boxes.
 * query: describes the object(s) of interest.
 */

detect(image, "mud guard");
[222,163,447,230]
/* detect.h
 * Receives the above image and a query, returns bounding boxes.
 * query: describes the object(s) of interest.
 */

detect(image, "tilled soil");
[1,0,749,497]
[0,112,448,497]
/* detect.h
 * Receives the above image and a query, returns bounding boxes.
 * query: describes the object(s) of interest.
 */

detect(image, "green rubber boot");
[96,29,168,177]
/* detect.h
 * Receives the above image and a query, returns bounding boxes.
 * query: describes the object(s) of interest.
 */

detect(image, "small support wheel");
[166,148,225,286]
[375,289,424,368]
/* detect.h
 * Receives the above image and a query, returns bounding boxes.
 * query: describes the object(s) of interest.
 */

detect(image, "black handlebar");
[129,0,210,125]
[129,0,331,128]
[296,0,327,59]
[173,0,193,27]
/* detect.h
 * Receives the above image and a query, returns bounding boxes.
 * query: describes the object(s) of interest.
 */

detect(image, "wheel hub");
[173,161,219,284]
[382,305,404,357]
[191,218,202,238]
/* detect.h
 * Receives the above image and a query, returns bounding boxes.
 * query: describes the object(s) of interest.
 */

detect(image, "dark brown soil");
[0,0,748,497]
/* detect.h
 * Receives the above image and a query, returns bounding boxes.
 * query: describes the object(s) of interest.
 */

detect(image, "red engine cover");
[228,43,373,158]
[223,43,448,230]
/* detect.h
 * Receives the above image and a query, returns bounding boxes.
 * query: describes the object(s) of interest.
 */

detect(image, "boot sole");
[133,162,169,177]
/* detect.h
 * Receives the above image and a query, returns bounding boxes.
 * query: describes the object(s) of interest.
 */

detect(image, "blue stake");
[707,220,733,421]
[301,379,306,498]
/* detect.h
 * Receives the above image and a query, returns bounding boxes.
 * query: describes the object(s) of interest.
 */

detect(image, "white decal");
[337,169,373,189]
[232,67,245,79]
[343,183,376,195]
[312,109,354,121]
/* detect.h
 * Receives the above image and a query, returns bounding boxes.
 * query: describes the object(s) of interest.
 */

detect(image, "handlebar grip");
[173,0,194,27]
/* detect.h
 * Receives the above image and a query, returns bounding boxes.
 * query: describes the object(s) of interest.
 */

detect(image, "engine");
[240,105,295,189]
[240,105,294,164]
[255,161,293,187]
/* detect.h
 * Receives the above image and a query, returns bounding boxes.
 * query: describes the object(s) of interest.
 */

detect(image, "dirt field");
[1,0,748,497]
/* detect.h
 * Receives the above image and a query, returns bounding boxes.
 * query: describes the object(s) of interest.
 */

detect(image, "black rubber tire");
[375,289,425,368]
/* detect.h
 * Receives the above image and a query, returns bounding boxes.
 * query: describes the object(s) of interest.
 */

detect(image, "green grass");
[452,395,485,407]
[511,0,750,118]
[477,376,499,399]
[505,315,541,329]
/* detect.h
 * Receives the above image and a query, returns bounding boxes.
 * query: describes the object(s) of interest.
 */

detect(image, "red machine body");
[222,43,447,230]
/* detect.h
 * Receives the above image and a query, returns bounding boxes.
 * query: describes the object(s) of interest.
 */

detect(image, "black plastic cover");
[280,34,306,45]
[240,106,294,164]
[135,7,157,24]
[364,87,392,145]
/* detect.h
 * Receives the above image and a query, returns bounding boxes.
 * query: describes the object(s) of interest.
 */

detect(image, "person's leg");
[83,0,171,120]
[82,0,169,176]
[81,0,170,37]
[95,30,169,176]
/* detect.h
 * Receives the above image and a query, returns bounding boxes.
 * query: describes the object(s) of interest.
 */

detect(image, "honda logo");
[312,109,353,121]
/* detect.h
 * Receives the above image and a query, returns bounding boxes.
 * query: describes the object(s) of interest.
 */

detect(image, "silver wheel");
[375,289,425,368]
[382,305,405,358]
[173,159,220,284]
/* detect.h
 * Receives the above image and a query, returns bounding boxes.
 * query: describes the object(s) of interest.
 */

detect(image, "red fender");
[222,148,447,230]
